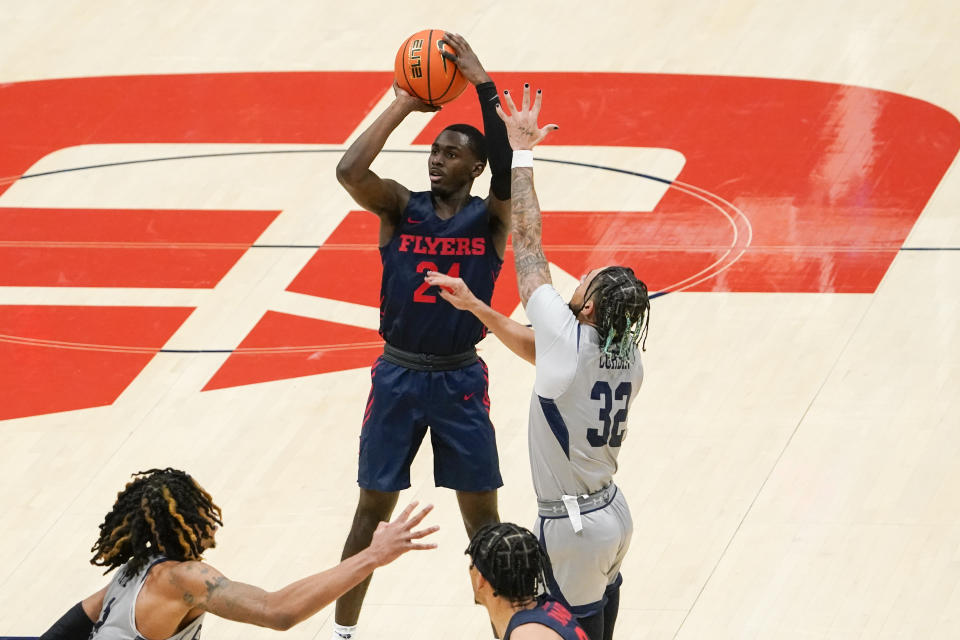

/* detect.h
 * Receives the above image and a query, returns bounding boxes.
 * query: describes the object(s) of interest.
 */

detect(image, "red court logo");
[0,72,957,419]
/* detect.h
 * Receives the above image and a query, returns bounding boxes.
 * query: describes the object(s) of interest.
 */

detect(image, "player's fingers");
[405,503,434,529]
[532,88,543,118]
[429,279,456,293]
[440,51,458,63]
[537,124,559,144]
[394,501,418,523]
[502,90,519,115]
[409,525,440,539]
[444,32,467,49]
[521,83,531,112]
[438,290,461,306]
[407,543,438,551]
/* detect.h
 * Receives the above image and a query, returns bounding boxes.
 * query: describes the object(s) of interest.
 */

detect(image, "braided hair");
[465,523,549,605]
[584,266,650,360]
[90,468,222,584]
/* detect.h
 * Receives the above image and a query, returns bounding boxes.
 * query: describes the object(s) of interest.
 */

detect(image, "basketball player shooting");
[39,469,436,640]
[426,85,650,640]
[332,32,513,640]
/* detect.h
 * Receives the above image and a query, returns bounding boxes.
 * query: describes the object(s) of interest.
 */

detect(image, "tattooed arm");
[510,167,551,305]
[168,503,436,630]
[496,85,559,307]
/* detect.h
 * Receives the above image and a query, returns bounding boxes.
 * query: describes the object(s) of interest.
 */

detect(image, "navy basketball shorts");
[357,356,503,492]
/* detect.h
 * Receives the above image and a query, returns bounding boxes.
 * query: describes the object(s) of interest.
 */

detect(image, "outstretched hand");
[393,81,440,113]
[496,84,559,150]
[367,502,438,567]
[424,271,480,311]
[441,32,492,86]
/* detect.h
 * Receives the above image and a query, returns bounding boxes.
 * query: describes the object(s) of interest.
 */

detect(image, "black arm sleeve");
[476,81,512,200]
[40,602,94,640]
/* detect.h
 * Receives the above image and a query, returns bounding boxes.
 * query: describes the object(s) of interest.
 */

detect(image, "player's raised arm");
[496,85,559,306]
[335,85,437,231]
[172,503,437,631]
[442,32,513,258]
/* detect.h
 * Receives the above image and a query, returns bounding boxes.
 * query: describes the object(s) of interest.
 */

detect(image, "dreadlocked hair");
[90,468,222,584]
[585,266,650,360]
[465,523,549,605]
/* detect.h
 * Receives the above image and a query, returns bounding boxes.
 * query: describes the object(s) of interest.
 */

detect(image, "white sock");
[332,623,358,639]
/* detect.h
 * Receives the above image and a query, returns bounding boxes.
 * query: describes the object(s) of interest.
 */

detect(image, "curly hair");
[584,266,650,359]
[90,468,222,584]
[465,523,549,605]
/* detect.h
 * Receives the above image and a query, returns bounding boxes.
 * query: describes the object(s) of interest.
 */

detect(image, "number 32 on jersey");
[588,381,631,447]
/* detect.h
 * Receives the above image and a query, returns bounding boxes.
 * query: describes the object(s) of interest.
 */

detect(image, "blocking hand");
[496,84,559,150]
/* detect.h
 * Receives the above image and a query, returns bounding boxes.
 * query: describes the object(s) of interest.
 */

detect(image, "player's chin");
[430,183,452,197]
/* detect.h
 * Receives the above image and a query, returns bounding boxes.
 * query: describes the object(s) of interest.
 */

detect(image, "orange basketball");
[394,29,469,106]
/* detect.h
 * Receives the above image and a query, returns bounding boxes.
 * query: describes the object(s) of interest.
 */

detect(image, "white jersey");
[91,556,204,640]
[526,284,644,501]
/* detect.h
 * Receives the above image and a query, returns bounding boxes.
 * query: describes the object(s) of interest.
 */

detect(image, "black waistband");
[382,343,478,371]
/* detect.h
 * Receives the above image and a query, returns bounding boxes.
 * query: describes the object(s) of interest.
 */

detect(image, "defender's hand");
[496,84,559,150]
[393,82,440,113]
[425,271,480,311]
[441,32,492,86]
[367,502,438,567]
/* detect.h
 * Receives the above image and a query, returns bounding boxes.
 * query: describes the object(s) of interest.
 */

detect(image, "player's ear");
[580,299,596,321]
[471,161,485,178]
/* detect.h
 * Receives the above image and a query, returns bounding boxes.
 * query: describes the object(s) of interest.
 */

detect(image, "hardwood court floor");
[1,1,958,638]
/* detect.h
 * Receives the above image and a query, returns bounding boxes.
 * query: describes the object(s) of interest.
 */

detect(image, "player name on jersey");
[599,354,631,370]
[397,233,487,256]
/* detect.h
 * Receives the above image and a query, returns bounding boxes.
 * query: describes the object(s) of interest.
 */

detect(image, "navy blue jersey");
[504,597,588,640]
[379,191,502,355]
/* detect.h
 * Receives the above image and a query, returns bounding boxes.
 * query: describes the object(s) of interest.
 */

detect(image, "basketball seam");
[426,29,434,105]
[401,35,424,101]
[399,34,415,97]
[437,61,459,102]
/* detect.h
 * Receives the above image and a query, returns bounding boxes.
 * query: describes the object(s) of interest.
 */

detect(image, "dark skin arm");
[496,85,559,305]
[335,86,438,246]
[443,32,512,257]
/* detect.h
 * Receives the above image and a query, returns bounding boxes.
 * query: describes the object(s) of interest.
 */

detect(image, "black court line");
[15,147,677,354]
[899,246,960,251]
[16,147,672,185]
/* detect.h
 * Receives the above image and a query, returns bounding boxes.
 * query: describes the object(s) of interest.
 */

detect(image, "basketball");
[394,29,469,106]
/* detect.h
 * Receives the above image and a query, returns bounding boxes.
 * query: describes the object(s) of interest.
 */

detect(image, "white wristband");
[511,150,534,168]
